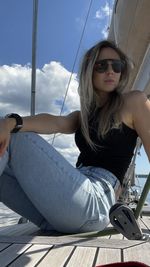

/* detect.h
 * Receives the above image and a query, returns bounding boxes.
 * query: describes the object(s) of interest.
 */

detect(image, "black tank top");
[75,114,138,184]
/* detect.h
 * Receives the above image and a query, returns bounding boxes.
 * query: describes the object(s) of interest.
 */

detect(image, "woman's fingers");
[0,138,9,157]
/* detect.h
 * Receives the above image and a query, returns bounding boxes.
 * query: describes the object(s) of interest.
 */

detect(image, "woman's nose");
[106,63,114,73]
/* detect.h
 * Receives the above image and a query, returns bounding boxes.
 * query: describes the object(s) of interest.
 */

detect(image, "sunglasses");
[94,59,125,73]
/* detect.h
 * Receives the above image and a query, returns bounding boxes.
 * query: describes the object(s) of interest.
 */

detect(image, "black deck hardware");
[109,203,143,240]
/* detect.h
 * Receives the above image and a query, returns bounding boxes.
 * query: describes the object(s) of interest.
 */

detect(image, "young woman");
[0,40,150,233]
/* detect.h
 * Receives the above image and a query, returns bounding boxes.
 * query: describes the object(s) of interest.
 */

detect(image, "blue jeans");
[0,132,120,233]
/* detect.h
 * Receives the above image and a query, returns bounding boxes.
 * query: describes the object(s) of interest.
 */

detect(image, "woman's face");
[92,47,122,96]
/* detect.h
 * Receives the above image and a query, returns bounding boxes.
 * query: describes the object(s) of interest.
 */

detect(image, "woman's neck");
[96,92,109,107]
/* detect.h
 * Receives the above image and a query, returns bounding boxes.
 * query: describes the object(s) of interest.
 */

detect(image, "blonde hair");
[78,40,130,149]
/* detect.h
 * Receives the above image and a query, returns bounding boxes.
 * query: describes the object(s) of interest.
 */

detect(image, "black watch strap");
[6,113,23,133]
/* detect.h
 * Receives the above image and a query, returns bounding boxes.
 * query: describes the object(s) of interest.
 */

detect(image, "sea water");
[134,176,150,204]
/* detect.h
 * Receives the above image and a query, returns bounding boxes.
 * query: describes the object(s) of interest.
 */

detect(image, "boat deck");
[0,204,150,266]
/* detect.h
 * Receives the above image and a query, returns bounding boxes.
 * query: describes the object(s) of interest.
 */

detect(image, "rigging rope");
[51,0,94,145]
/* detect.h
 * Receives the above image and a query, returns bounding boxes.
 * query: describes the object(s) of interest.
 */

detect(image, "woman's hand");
[0,118,12,157]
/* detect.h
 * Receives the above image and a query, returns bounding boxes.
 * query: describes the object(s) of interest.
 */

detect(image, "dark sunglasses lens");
[95,61,108,73]
[112,61,124,73]
[95,60,124,73]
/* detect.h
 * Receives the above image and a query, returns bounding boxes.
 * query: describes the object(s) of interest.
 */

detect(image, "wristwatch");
[5,113,23,133]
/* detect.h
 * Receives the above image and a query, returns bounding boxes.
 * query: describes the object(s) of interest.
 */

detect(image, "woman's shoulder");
[123,90,147,101]
[121,90,148,129]
[122,90,148,110]
[68,110,81,126]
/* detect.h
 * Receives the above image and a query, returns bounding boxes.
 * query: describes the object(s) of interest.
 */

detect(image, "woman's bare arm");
[131,91,150,161]
[0,110,80,156]
[21,111,80,134]
[5,111,80,135]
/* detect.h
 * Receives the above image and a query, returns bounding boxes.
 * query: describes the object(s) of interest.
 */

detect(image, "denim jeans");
[0,132,120,233]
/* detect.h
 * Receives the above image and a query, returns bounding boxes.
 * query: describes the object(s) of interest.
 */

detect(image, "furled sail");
[108,0,150,95]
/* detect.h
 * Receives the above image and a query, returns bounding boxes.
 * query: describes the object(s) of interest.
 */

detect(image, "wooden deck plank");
[0,241,149,267]
[0,242,11,252]
[140,216,150,230]
[0,207,149,267]
[0,243,32,267]
[141,206,150,216]
[37,246,74,267]
[0,235,146,249]
[95,248,121,265]
[8,244,52,267]
[138,217,150,238]
[109,233,123,240]
[0,222,39,236]
[66,246,97,267]
[0,203,20,227]
[124,242,150,264]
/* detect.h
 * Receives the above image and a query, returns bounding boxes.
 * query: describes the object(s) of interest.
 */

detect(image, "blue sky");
[0,0,149,174]
[0,0,112,70]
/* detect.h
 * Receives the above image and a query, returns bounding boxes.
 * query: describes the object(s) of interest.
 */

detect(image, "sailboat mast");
[31,0,38,115]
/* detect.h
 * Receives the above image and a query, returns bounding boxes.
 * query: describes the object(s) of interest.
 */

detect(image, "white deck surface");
[0,202,150,266]
[0,203,20,227]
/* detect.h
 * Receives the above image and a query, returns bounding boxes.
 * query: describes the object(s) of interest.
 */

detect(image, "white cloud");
[36,62,80,114]
[0,64,32,115]
[102,24,109,38]
[94,1,113,39]
[0,62,79,116]
[47,134,79,167]
[95,2,112,20]
[0,62,80,166]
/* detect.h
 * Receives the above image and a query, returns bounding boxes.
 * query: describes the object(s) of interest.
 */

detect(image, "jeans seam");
[17,133,95,197]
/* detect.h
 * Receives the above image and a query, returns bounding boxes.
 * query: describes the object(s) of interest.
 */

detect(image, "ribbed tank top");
[75,114,138,185]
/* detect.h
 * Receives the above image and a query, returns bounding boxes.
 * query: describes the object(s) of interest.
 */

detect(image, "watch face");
[16,125,22,129]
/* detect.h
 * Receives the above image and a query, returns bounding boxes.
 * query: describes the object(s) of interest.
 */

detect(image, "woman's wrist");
[4,117,16,133]
[5,114,23,133]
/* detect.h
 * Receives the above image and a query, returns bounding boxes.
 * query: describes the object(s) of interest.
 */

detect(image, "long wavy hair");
[78,40,130,149]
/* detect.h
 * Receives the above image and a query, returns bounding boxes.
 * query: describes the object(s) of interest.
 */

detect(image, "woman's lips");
[104,79,115,82]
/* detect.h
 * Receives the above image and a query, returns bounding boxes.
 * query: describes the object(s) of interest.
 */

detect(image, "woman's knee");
[11,132,38,144]
[10,132,42,153]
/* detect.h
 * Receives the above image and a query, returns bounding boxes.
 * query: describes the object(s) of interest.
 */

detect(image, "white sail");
[108,0,150,95]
